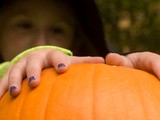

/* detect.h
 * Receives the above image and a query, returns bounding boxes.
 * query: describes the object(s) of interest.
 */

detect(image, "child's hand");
[0,49,104,98]
[105,52,160,79]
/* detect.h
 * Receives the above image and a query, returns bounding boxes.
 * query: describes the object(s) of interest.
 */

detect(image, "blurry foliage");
[96,0,160,53]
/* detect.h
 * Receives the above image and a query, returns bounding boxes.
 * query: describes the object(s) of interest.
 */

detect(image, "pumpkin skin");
[0,64,160,120]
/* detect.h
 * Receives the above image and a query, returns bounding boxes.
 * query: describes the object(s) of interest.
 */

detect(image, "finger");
[150,58,160,79]
[8,59,26,97]
[0,67,12,98]
[105,53,134,67]
[47,50,68,73]
[127,52,160,79]
[26,54,44,88]
[69,56,105,64]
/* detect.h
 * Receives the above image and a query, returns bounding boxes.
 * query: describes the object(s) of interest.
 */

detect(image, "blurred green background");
[96,0,160,54]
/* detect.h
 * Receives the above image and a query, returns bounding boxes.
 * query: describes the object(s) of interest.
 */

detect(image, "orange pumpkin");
[0,64,160,119]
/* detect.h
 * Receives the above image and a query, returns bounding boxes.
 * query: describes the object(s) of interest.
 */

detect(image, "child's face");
[0,0,76,61]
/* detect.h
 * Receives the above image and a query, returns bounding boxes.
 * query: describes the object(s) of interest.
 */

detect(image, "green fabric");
[0,62,11,79]
[0,45,72,79]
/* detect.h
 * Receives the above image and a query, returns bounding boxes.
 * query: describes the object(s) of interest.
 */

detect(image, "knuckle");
[11,64,21,73]
[8,76,20,86]
[27,53,43,61]
[48,49,66,57]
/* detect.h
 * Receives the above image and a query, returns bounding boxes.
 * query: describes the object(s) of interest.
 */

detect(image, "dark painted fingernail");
[58,63,66,68]
[9,86,16,93]
[28,76,36,84]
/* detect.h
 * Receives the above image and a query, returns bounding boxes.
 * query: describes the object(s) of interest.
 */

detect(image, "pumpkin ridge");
[92,64,110,119]
[134,70,160,119]
[44,69,64,119]
[86,64,97,120]
[18,80,32,120]
[19,68,58,120]
[42,68,59,120]
[121,69,145,119]
[0,79,29,120]
[134,71,148,119]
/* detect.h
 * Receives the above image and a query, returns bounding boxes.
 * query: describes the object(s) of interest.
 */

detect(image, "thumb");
[105,53,134,67]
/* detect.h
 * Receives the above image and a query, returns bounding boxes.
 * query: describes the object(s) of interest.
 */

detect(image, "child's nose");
[33,32,47,46]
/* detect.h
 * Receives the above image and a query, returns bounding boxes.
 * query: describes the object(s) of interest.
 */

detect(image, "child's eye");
[49,26,64,34]
[16,22,33,30]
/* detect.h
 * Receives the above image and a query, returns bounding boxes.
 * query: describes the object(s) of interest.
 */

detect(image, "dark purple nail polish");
[28,76,35,84]
[58,63,66,68]
[9,86,16,93]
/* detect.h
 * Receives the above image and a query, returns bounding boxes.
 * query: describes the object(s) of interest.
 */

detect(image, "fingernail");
[28,76,36,84]
[9,86,16,93]
[58,63,66,68]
